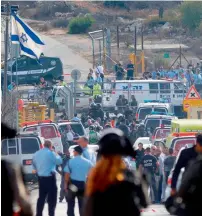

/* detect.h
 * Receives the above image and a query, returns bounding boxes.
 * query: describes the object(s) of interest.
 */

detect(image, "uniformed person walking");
[32,140,62,216]
[64,145,93,216]
[139,147,158,203]
[75,136,96,165]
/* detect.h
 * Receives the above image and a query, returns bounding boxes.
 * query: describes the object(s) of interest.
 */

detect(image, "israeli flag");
[11,13,45,59]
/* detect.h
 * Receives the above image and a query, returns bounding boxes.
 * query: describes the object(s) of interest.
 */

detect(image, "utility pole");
[117,25,120,60]
[134,26,137,77]
[1,4,19,103]
[102,27,106,70]
[179,46,182,67]
[134,26,137,55]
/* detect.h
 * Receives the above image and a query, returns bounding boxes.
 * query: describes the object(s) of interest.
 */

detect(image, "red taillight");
[112,91,115,94]
[152,135,155,140]
[161,124,164,128]
[167,177,172,185]
[40,144,43,149]
[136,113,138,119]
[57,131,61,137]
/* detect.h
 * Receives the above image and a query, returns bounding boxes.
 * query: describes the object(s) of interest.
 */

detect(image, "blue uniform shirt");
[82,147,96,166]
[32,148,62,177]
[71,117,81,122]
[167,71,176,79]
[64,155,93,182]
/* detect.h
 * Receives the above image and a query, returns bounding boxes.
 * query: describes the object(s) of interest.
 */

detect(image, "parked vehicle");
[165,132,197,156]
[22,121,63,152]
[2,55,63,85]
[1,131,44,182]
[171,119,202,133]
[133,137,152,149]
[136,100,173,122]
[151,126,171,144]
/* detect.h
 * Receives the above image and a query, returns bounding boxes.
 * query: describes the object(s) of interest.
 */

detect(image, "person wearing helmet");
[89,125,100,145]
[83,128,149,216]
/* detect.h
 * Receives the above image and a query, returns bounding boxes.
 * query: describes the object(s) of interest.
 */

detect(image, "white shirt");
[96,66,104,75]
[66,131,74,141]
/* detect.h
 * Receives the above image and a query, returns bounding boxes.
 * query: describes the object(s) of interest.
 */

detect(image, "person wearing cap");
[64,145,93,216]
[75,136,97,166]
[32,140,62,216]
[83,128,149,216]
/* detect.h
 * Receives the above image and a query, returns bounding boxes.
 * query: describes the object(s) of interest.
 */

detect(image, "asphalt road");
[30,176,170,216]
[42,34,92,82]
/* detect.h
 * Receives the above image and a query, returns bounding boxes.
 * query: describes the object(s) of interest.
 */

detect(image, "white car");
[133,137,152,149]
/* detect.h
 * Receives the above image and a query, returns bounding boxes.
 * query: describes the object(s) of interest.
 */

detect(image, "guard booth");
[52,86,74,119]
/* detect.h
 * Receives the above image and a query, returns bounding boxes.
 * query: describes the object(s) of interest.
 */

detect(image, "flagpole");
[3,3,10,103]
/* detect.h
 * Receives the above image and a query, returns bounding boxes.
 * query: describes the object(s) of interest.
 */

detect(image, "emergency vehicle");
[171,119,202,133]
[102,80,186,113]
[136,100,173,122]
[165,132,197,156]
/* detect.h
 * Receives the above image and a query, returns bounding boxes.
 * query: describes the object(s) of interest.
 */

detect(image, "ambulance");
[171,119,202,133]
[135,100,173,122]
[165,132,197,156]
[102,80,186,116]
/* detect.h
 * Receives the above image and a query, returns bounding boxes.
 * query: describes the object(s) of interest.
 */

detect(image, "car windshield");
[138,108,152,120]
[145,119,160,131]
[154,129,171,139]
[59,124,84,136]
[154,107,167,114]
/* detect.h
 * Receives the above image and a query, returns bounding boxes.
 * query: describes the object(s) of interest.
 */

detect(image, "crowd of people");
[2,118,202,216]
[114,60,202,87]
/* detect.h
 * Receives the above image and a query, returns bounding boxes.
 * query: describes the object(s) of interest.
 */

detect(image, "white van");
[22,122,63,153]
[136,100,173,122]
[1,132,44,182]
[102,80,186,111]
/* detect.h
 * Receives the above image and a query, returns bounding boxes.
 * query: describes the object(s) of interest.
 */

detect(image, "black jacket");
[171,146,197,190]
[177,155,202,216]
[82,170,149,216]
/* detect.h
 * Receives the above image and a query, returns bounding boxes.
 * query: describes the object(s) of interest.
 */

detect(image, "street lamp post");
[1,4,19,103]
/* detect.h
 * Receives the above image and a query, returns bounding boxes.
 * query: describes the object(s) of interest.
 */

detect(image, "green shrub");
[68,15,95,34]
[154,55,169,69]
[180,2,202,31]
[51,19,69,28]
[147,15,181,28]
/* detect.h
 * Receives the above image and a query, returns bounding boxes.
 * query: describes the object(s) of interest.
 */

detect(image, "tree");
[68,14,95,34]
[180,2,202,31]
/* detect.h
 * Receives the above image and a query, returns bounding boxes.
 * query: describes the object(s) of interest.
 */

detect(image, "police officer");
[75,136,97,165]
[139,147,158,204]
[32,140,62,216]
[64,145,93,216]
